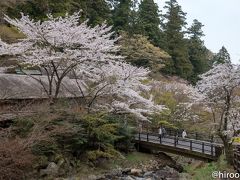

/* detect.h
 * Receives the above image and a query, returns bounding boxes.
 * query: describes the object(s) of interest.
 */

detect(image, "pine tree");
[6,0,72,20]
[73,0,112,26]
[187,19,210,83]
[162,0,192,79]
[6,0,112,26]
[111,0,132,31]
[213,46,231,65]
[138,0,162,46]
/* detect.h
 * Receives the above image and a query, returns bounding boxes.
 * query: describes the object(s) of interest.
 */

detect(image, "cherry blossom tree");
[0,12,163,121]
[72,61,164,121]
[0,12,120,102]
[150,80,200,122]
[195,63,240,164]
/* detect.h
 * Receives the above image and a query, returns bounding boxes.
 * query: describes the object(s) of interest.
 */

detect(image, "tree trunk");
[220,135,233,165]
[48,96,56,113]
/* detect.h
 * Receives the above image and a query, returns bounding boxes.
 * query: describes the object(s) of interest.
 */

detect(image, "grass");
[183,155,235,180]
[111,152,155,169]
[76,152,155,179]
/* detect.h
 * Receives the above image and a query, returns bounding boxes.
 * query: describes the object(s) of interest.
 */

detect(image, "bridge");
[134,132,224,161]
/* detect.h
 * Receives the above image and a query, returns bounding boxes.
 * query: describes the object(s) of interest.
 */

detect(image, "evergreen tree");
[7,0,72,20]
[138,0,162,46]
[72,0,112,26]
[162,0,193,79]
[213,46,231,65]
[187,19,210,83]
[111,0,132,31]
[6,0,112,26]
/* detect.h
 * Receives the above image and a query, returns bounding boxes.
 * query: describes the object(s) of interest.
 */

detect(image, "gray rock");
[135,177,146,180]
[143,171,154,177]
[144,178,153,180]
[105,168,123,178]
[179,173,192,180]
[130,168,142,177]
[154,166,179,179]
[96,174,106,180]
[88,174,97,180]
[40,162,58,176]
[122,168,131,175]
[122,176,135,180]
[163,166,178,174]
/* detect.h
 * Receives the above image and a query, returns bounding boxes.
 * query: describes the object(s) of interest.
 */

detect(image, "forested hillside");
[1,0,232,83]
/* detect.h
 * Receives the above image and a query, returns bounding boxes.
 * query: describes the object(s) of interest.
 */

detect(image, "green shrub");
[13,117,34,137]
[31,140,59,157]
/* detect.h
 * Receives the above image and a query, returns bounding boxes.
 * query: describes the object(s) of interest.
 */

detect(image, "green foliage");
[119,32,170,73]
[86,144,123,162]
[32,140,59,156]
[137,0,162,47]
[7,0,70,20]
[73,0,112,26]
[187,19,210,84]
[112,0,132,31]
[107,152,155,171]
[54,126,87,154]
[150,110,176,130]
[162,0,193,79]
[154,91,177,110]
[212,46,231,65]
[114,120,135,152]
[158,120,176,128]
[81,113,120,145]
[1,0,216,82]
[45,112,87,154]
[86,150,114,161]
[184,155,231,180]
[13,117,34,137]
[5,0,111,26]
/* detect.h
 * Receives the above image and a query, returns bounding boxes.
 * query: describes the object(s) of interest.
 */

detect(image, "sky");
[156,0,240,64]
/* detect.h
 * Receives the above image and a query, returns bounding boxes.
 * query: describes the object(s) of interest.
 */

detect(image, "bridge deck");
[134,133,223,160]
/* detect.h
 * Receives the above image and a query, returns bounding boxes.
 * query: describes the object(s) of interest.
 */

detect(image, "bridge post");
[202,142,205,153]
[211,144,214,156]
[138,132,141,141]
[190,140,192,151]
[195,133,198,140]
[174,136,176,147]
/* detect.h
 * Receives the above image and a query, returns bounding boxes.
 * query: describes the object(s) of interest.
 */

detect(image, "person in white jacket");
[158,127,163,138]
[182,130,187,139]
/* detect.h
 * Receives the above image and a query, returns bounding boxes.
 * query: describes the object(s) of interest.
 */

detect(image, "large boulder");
[154,166,179,179]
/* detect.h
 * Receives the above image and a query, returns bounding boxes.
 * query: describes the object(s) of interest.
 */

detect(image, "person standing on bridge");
[158,126,163,139]
[162,127,166,137]
[182,130,187,139]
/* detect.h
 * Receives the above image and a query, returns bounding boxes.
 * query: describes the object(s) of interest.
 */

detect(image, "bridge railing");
[136,132,223,157]
[149,127,222,143]
[234,146,240,172]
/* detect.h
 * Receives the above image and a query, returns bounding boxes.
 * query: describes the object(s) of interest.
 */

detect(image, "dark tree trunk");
[219,133,233,165]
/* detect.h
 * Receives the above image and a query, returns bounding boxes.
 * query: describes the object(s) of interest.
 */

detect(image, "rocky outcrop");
[87,153,183,180]
[88,166,179,180]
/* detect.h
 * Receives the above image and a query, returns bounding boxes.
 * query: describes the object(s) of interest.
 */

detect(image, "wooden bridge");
[134,132,224,161]
[234,146,240,172]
